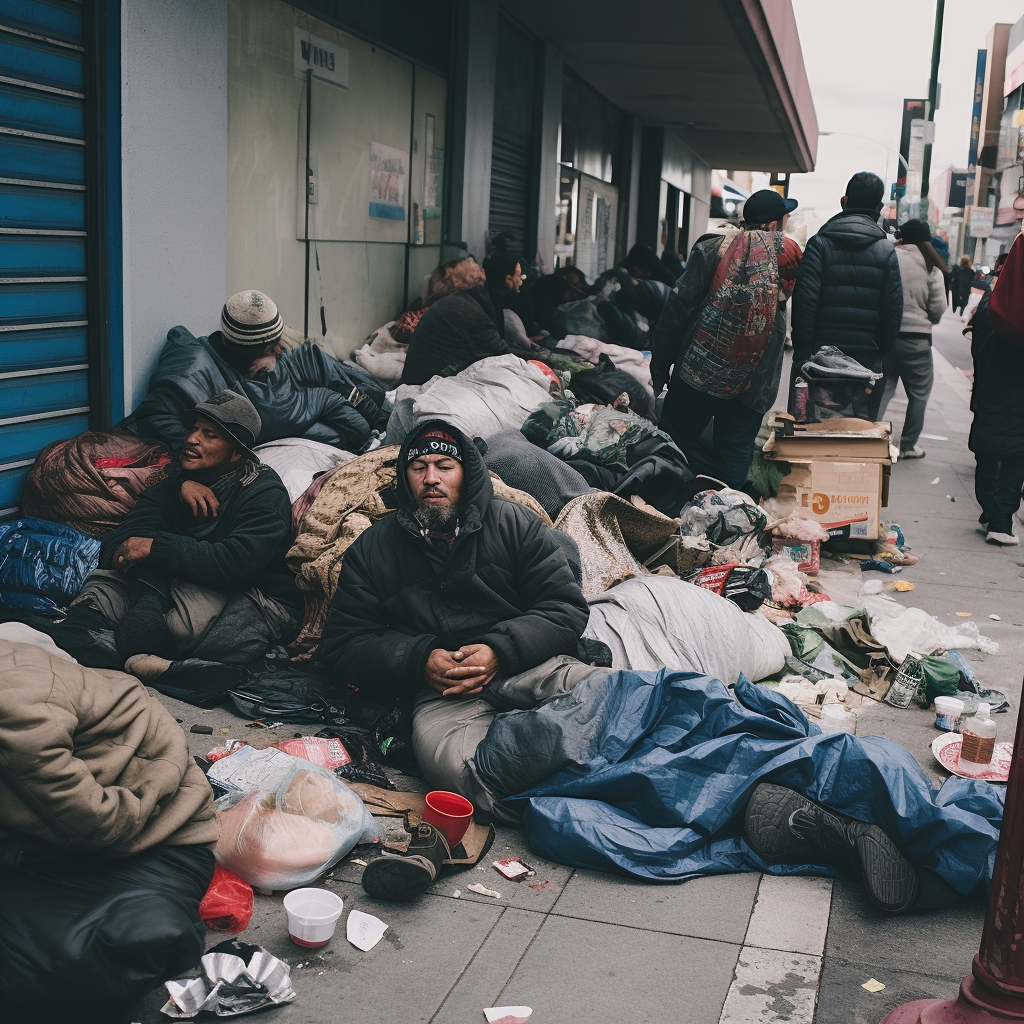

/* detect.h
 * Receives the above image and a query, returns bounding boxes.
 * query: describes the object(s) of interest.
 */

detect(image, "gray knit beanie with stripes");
[220,290,283,347]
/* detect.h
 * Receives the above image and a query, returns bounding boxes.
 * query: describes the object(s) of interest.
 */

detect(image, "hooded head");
[396,420,492,535]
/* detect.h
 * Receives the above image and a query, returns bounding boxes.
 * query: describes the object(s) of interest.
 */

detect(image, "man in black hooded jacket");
[791,172,903,384]
[318,420,594,817]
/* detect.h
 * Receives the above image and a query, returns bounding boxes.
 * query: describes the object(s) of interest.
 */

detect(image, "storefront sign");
[294,27,349,88]
[966,50,986,206]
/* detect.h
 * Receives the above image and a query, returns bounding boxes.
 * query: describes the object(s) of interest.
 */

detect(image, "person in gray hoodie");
[877,219,948,458]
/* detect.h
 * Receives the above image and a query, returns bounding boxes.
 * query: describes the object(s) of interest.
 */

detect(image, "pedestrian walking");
[968,235,1024,545]
[951,255,974,317]
[650,189,801,488]
[877,219,946,459]
[790,172,903,414]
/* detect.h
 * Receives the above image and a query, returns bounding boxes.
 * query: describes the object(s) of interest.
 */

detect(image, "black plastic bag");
[0,845,213,1024]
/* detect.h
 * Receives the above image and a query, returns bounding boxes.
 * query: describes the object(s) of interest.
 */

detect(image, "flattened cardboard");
[765,418,893,460]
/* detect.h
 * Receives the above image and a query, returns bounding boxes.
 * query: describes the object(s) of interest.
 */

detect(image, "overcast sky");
[788,0,1024,233]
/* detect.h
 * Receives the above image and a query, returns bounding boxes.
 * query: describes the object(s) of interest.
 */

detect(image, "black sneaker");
[361,822,450,902]
[744,783,919,914]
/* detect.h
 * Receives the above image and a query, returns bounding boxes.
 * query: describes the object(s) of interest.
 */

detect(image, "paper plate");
[931,732,1013,783]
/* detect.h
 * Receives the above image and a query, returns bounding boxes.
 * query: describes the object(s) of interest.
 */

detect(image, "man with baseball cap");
[318,419,594,826]
[53,390,303,670]
[650,188,802,488]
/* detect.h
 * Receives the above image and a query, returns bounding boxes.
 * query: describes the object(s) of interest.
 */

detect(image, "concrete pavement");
[124,306,1020,1024]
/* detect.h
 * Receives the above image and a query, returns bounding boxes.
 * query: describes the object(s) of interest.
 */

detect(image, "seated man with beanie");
[318,420,594,819]
[53,389,302,670]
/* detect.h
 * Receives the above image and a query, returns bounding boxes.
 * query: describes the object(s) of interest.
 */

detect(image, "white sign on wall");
[969,206,994,238]
[294,27,349,88]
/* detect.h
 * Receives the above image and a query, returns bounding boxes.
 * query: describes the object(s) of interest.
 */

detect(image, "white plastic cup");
[283,888,344,948]
[934,696,965,733]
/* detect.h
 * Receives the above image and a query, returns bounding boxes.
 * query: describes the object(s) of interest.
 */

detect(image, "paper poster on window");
[369,142,408,221]
[424,114,442,219]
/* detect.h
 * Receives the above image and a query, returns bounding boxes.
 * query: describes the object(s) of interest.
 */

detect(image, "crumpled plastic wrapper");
[161,948,296,1017]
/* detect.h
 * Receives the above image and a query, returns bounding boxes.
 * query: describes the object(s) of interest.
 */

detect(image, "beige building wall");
[227,0,445,358]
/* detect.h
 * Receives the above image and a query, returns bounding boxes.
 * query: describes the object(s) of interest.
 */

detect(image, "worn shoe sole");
[744,783,919,914]
[744,783,815,862]
[361,854,435,902]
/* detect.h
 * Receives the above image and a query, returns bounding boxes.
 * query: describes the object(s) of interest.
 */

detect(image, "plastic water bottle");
[886,654,923,708]
[959,703,997,776]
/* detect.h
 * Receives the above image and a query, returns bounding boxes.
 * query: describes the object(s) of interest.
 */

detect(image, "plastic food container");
[283,888,344,947]
[934,696,965,733]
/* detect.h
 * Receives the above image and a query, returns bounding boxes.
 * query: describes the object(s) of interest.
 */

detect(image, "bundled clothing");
[791,209,903,373]
[650,227,800,487]
[878,243,946,454]
[0,640,216,1022]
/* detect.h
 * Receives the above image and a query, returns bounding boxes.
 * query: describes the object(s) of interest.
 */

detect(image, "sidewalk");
[127,308,1020,1024]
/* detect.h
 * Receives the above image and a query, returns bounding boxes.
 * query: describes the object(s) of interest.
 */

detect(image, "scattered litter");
[861,979,886,993]
[347,910,388,951]
[990,614,1002,621]
[453,889,462,898]
[947,495,956,502]
[861,580,884,595]
[467,883,502,899]
[493,857,534,881]
[190,724,213,734]
[931,477,940,484]
[528,881,551,890]
[350,858,368,867]
[484,1008,532,1024]
[956,612,973,618]
[889,580,915,592]
[861,559,901,574]
[161,947,295,1017]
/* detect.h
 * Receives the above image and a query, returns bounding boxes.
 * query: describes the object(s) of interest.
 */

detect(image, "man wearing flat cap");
[318,419,594,820]
[54,389,302,669]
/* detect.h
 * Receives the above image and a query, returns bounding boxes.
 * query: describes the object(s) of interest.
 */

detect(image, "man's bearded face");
[407,454,464,531]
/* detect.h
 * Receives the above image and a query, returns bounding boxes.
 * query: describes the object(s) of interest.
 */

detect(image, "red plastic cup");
[422,791,474,849]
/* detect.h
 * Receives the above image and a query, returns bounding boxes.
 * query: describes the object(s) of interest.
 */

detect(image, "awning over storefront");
[507,0,817,172]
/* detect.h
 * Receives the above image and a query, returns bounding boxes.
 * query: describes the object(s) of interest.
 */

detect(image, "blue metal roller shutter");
[0,0,90,517]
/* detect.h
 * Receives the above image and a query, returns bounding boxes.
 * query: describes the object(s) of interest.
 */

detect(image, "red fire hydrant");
[880,695,1024,1023]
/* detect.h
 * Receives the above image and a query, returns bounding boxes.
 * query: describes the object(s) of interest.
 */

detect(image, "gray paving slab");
[815,957,965,1024]
[550,866,761,942]
[431,907,544,1024]
[719,947,823,1024]
[495,914,740,1024]
[743,875,833,956]
[129,879,505,1024]
[821,879,987,979]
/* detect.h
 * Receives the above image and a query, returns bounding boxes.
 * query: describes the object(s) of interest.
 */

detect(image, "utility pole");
[920,0,945,202]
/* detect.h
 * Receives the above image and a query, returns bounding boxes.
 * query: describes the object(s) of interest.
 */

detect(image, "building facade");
[1,0,817,515]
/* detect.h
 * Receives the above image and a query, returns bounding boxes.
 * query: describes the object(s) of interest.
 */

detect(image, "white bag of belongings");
[254,438,355,503]
[584,574,790,682]
[354,321,407,389]
[210,745,376,891]
[385,354,553,444]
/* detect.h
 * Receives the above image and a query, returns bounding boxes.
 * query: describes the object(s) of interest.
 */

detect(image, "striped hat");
[220,290,283,347]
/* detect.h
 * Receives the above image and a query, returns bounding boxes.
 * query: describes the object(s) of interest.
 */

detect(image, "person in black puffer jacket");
[791,172,903,394]
[968,239,1024,545]
[317,420,595,819]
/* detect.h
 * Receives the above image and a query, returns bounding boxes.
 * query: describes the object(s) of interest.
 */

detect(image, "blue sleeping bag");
[475,670,1004,894]
[0,518,100,614]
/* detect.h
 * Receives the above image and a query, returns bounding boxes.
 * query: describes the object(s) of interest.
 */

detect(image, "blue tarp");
[474,670,1004,893]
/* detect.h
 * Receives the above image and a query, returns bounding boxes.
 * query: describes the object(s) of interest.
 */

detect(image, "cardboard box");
[774,460,886,540]
[765,418,894,461]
